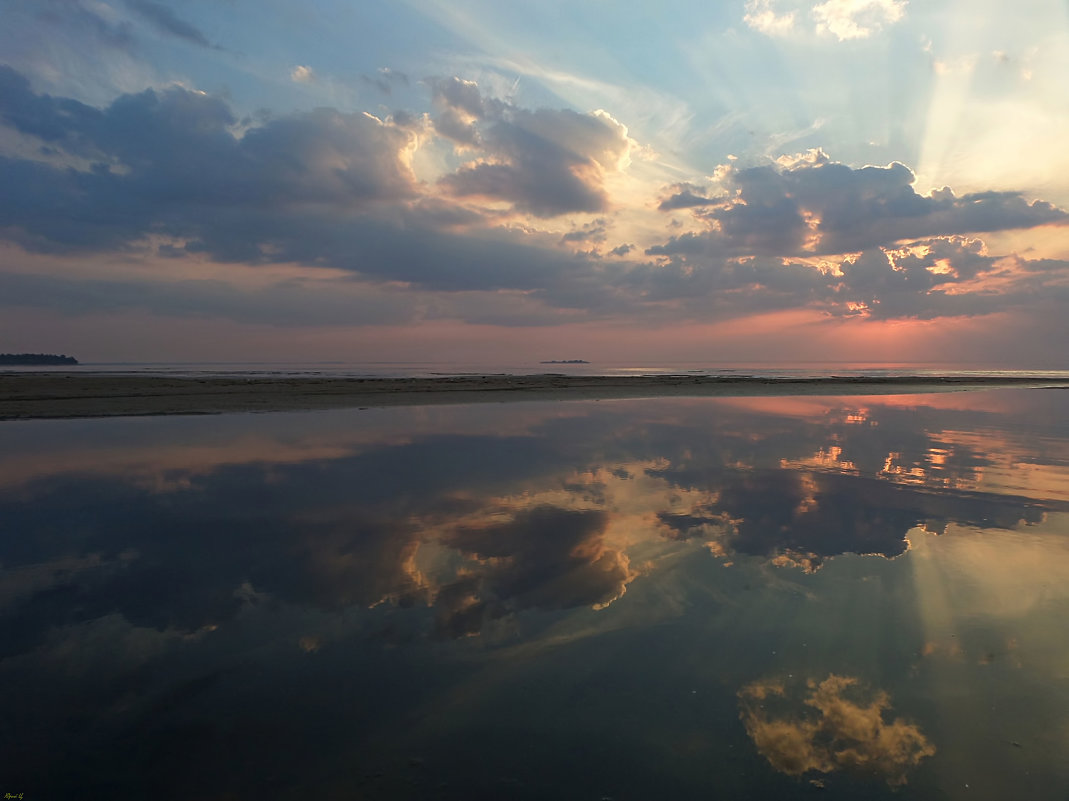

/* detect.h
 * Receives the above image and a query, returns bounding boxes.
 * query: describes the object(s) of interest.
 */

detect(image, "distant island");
[0,353,79,365]
[540,359,589,364]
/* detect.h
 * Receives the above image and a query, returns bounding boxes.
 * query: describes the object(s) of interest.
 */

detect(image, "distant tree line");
[0,353,79,365]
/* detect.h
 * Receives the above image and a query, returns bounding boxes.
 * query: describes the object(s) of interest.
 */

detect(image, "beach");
[2,372,1066,420]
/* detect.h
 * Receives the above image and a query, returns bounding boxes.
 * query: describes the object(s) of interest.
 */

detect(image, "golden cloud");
[738,674,935,786]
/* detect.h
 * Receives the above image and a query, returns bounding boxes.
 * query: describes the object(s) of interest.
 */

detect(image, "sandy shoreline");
[1,373,1066,421]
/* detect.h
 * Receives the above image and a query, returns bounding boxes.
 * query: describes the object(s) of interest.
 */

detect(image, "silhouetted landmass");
[0,353,78,365]
[540,359,589,364]
[1,373,1067,421]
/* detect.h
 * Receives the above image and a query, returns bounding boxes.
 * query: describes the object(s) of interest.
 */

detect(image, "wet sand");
[1,373,1066,421]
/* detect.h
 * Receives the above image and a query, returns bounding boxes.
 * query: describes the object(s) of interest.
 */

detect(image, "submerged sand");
[1,373,1066,421]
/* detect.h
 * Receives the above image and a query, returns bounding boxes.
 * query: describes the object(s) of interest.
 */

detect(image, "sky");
[1,0,1068,365]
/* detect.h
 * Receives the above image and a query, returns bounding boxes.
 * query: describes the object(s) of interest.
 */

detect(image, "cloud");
[560,218,608,244]
[743,0,797,37]
[1,67,1068,330]
[428,76,494,146]
[625,230,1069,324]
[360,67,409,95]
[431,78,635,217]
[0,68,630,314]
[0,267,419,328]
[744,0,906,40]
[122,0,213,48]
[0,66,106,156]
[738,675,935,786]
[290,65,316,84]
[812,0,907,41]
[36,0,137,51]
[832,237,1069,320]
[656,182,721,211]
[651,151,1067,259]
[430,76,491,119]
[0,66,418,253]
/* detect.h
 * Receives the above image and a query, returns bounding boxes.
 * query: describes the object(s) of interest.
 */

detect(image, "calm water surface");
[1,389,1067,800]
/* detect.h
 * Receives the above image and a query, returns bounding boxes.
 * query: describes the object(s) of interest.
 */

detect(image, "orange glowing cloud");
[738,674,935,786]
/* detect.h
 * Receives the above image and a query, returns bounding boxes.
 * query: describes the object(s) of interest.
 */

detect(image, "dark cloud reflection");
[433,505,634,638]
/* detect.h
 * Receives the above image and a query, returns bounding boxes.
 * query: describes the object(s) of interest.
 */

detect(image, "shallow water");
[1,388,1067,800]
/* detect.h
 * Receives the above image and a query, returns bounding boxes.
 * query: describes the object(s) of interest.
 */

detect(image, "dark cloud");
[657,182,721,211]
[122,0,213,48]
[639,228,1069,322]
[617,253,833,314]
[0,66,105,154]
[176,210,603,300]
[432,105,480,146]
[440,115,615,216]
[427,78,489,147]
[0,67,417,253]
[560,218,608,244]
[653,152,1067,258]
[832,236,1069,320]
[429,76,498,120]
[0,269,416,327]
[431,77,632,217]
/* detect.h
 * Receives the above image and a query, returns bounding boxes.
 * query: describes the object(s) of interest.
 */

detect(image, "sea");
[1,368,1068,800]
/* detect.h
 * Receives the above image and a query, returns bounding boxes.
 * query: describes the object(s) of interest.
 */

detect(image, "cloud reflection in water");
[739,674,935,786]
[0,390,1067,798]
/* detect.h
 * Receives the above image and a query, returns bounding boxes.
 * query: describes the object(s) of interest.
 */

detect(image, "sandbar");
[1,373,1066,421]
